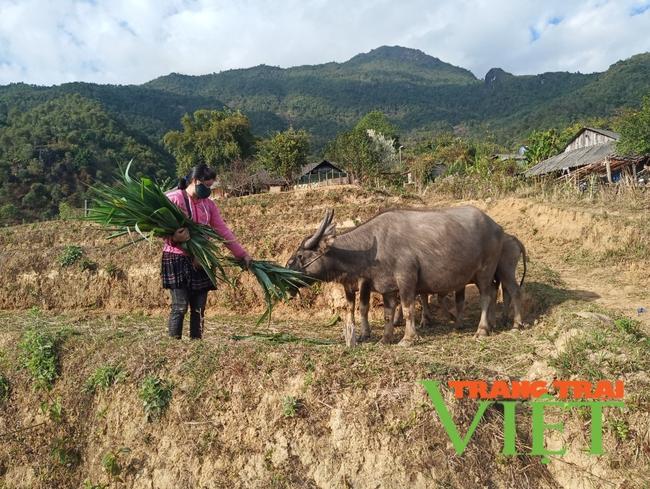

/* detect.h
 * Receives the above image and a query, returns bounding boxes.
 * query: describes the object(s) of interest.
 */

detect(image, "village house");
[295,160,348,188]
[524,127,649,184]
[212,170,288,197]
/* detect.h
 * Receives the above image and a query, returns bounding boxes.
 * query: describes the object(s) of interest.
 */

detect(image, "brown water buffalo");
[286,207,506,345]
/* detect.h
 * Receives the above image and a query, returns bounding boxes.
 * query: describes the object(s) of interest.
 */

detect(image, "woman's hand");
[241,255,253,270]
[172,227,190,243]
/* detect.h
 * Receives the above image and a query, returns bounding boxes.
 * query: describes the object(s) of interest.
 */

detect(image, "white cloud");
[0,0,649,85]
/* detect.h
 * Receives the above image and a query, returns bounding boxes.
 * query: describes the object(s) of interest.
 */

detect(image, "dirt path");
[552,264,650,329]
[477,197,650,331]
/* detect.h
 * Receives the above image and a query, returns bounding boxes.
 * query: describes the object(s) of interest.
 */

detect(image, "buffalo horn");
[304,209,334,249]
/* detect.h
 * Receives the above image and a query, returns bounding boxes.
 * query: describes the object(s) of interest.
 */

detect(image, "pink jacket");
[162,189,249,260]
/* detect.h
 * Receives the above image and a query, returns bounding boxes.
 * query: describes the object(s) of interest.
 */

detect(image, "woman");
[163,164,252,339]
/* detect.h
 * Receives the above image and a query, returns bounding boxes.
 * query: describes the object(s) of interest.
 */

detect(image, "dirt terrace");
[0,186,648,488]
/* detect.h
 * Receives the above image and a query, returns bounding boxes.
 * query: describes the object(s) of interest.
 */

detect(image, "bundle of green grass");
[85,162,309,324]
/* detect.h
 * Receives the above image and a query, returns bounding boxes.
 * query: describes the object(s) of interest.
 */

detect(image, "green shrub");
[50,437,80,467]
[40,397,63,422]
[101,448,130,478]
[80,259,98,272]
[105,262,124,279]
[19,330,59,390]
[85,365,126,393]
[609,419,630,441]
[58,245,83,267]
[58,202,81,220]
[139,376,173,421]
[282,395,301,417]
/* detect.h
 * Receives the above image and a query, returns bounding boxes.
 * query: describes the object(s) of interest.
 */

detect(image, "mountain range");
[1,45,650,223]
[2,45,650,149]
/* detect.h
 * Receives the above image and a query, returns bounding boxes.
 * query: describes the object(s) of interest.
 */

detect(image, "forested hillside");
[145,47,650,144]
[0,94,175,223]
[1,45,650,224]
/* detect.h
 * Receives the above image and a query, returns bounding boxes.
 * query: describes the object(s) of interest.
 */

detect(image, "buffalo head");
[285,209,337,294]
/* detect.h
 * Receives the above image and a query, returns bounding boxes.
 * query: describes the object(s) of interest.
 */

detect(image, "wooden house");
[295,161,348,188]
[524,127,648,183]
[212,170,288,197]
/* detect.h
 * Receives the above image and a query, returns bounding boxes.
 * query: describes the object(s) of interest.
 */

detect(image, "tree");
[615,95,650,155]
[219,158,256,194]
[324,111,401,184]
[426,134,476,173]
[524,129,562,166]
[366,129,399,171]
[325,128,381,184]
[257,128,310,180]
[0,94,174,224]
[354,110,399,145]
[163,109,255,176]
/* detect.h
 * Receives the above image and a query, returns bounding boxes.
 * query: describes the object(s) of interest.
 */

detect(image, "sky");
[0,0,649,86]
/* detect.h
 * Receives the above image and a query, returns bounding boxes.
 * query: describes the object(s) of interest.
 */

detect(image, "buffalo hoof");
[419,319,434,330]
[343,323,357,348]
[474,328,490,339]
[397,336,419,347]
[358,333,371,343]
[379,335,393,345]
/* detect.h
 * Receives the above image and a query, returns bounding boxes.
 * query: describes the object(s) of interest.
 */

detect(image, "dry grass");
[0,288,648,488]
[430,175,649,213]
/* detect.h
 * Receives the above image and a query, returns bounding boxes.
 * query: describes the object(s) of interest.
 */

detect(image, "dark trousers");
[168,289,209,339]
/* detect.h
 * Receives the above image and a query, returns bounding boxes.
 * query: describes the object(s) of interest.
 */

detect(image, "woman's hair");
[178,164,217,190]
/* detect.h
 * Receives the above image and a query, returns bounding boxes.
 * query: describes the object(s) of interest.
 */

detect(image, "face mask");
[195,183,212,199]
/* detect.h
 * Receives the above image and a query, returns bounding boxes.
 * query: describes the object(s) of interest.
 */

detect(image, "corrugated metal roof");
[525,141,617,177]
[561,127,620,152]
[299,162,321,175]
[582,127,620,141]
[299,160,345,177]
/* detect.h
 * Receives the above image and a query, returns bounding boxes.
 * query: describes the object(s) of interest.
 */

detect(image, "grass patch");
[0,373,9,402]
[564,245,650,267]
[139,376,173,421]
[83,481,108,489]
[19,329,60,390]
[550,316,649,382]
[85,364,127,393]
[614,317,644,338]
[58,245,83,267]
[231,331,337,346]
[528,261,566,288]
